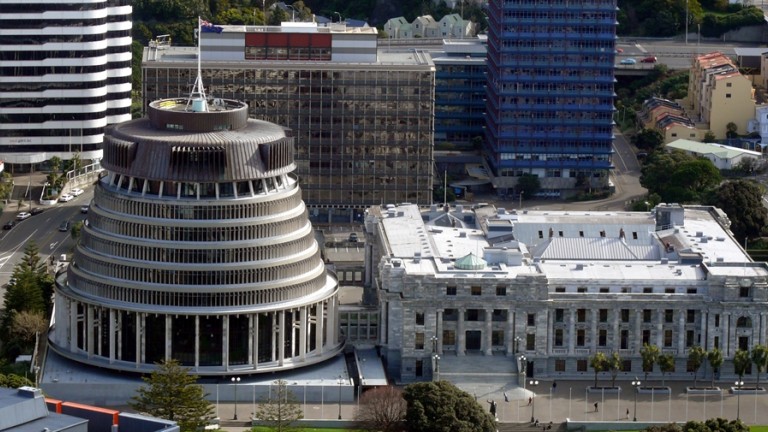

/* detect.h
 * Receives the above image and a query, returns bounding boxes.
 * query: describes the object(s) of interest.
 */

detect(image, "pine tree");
[129,359,215,432]
[255,379,304,432]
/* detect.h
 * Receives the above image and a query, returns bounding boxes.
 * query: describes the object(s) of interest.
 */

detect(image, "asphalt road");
[0,188,92,299]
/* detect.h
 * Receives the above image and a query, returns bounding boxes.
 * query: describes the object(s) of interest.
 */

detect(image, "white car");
[59,194,74,202]
[70,188,84,196]
[16,212,31,220]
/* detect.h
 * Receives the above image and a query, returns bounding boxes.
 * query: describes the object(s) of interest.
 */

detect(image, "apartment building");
[366,203,768,383]
[483,0,618,197]
[0,0,132,166]
[686,52,756,139]
[142,23,434,220]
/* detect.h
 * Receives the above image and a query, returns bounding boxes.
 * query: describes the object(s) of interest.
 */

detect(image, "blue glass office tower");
[484,0,617,197]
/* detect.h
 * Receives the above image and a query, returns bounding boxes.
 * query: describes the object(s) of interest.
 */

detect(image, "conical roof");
[455,252,486,270]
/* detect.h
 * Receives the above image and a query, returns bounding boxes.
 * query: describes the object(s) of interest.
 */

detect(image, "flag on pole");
[200,19,224,33]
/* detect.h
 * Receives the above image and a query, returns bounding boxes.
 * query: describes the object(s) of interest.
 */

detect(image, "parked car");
[616,48,624,53]
[640,56,657,63]
[59,194,74,202]
[70,188,84,196]
[3,220,15,230]
[619,58,636,65]
[16,212,31,221]
[348,232,358,243]
[59,220,70,232]
[81,205,89,214]
[30,207,45,215]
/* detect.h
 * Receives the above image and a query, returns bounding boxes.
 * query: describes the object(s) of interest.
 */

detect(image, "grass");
[251,428,363,432]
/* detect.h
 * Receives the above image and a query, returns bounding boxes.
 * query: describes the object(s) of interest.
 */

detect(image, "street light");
[333,11,342,23]
[285,4,296,22]
[529,380,539,423]
[632,380,641,421]
[431,335,438,353]
[735,380,744,421]
[514,336,521,355]
[519,356,527,386]
[338,375,344,420]
[231,377,241,420]
[433,354,441,381]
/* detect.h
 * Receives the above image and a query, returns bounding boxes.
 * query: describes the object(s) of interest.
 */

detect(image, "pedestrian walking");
[552,381,557,391]
[503,391,509,402]
[626,408,630,419]
[594,402,598,412]
[528,397,533,406]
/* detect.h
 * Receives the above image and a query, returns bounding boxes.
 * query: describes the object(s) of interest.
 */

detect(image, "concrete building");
[142,23,435,220]
[365,203,768,383]
[686,52,756,140]
[666,138,762,170]
[0,0,132,167]
[49,92,343,376]
[484,0,617,197]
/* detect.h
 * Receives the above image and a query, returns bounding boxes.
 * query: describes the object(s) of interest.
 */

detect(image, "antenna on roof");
[187,17,209,112]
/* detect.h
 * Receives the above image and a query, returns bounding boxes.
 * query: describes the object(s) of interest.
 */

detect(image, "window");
[526,334,535,350]
[599,309,608,322]
[598,329,607,346]
[471,286,482,296]
[740,287,751,297]
[727,82,732,87]
[415,333,425,349]
[600,230,606,237]
[664,329,673,347]
[576,329,585,346]
[555,287,566,293]
[577,359,588,372]
[599,287,609,293]
[554,329,563,346]
[687,310,695,323]
[686,330,695,347]
[671,133,677,137]
[555,359,566,372]
[714,336,720,349]
[621,309,630,322]
[466,309,480,321]
[665,288,675,294]
[622,360,632,372]
[715,314,720,327]
[447,286,457,296]
[577,287,587,293]
[687,288,697,294]
[496,285,507,296]
[642,330,651,345]
[577,309,586,322]
[415,359,423,377]
[632,232,638,240]
[538,230,543,239]
[643,309,652,323]
[558,231,563,237]
[443,329,456,345]
[621,329,629,349]
[665,310,673,323]
[643,287,653,294]
[492,330,504,346]
[415,312,424,326]
[555,309,564,323]
[579,231,584,237]
[527,313,535,326]
[726,93,732,98]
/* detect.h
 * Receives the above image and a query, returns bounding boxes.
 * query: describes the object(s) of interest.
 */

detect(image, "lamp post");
[514,336,521,355]
[519,356,527,387]
[632,380,641,421]
[735,380,744,421]
[338,375,344,420]
[431,335,438,353]
[433,354,441,381]
[529,380,539,423]
[285,4,296,22]
[231,377,241,420]
[333,11,342,23]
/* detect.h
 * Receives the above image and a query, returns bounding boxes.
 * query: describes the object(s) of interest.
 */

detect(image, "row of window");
[67,270,329,307]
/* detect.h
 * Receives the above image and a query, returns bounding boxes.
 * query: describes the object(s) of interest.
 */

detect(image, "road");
[0,189,91,299]
[616,38,765,70]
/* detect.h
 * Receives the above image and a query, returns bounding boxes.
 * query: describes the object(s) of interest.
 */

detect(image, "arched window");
[736,316,752,328]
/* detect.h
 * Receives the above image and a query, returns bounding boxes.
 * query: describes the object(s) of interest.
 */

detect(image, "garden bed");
[730,386,765,394]
[686,387,721,394]
[637,386,671,394]
[587,386,621,394]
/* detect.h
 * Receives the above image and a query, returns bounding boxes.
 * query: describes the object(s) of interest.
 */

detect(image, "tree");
[733,349,751,381]
[607,352,622,388]
[516,174,540,201]
[632,128,664,151]
[726,122,738,139]
[751,345,768,391]
[706,180,768,244]
[640,344,660,382]
[589,352,608,388]
[10,311,47,347]
[403,381,495,432]
[268,7,288,25]
[355,386,406,432]
[688,346,706,389]
[658,353,675,386]
[641,150,721,203]
[71,221,84,241]
[707,348,724,389]
[255,379,304,432]
[703,131,717,142]
[129,359,215,432]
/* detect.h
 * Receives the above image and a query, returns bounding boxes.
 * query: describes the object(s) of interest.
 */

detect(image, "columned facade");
[49,97,343,375]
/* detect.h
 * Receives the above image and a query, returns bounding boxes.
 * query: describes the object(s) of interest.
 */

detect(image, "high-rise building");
[49,94,343,375]
[484,0,617,197]
[0,0,132,166]
[142,23,435,221]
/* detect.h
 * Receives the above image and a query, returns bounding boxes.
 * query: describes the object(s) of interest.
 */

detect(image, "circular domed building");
[49,97,343,375]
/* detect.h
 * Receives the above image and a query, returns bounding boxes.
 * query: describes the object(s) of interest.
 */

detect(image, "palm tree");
[707,348,723,389]
[590,352,608,388]
[751,345,768,391]
[688,346,706,389]
[734,349,751,383]
[608,352,622,388]
[640,344,660,382]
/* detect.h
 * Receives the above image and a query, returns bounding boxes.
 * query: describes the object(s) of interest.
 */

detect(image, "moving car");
[70,188,84,196]
[59,220,70,232]
[3,220,15,230]
[30,207,44,216]
[616,48,624,53]
[640,56,657,63]
[16,212,31,220]
[59,194,74,202]
[619,58,636,65]
[81,205,89,214]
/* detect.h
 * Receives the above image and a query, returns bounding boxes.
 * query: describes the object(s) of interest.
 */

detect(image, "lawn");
[251,428,362,432]
[750,427,768,432]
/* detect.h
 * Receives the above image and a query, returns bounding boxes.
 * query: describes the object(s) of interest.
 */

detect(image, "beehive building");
[48,95,343,375]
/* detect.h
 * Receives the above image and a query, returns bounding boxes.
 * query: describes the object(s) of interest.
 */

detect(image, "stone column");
[457,308,466,356]
[86,305,94,358]
[724,312,732,357]
[506,309,515,356]
[165,315,172,361]
[634,309,642,354]
[318,303,325,354]
[278,310,285,366]
[300,306,308,360]
[567,310,575,354]
[436,309,444,355]
[485,308,493,356]
[116,311,123,361]
[701,311,709,350]
[69,300,78,352]
[138,313,145,366]
[677,313,686,354]
[611,310,619,351]
[761,313,766,346]
[380,301,388,347]
[109,309,116,364]
[252,313,259,369]
[194,315,200,369]
[223,315,230,368]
